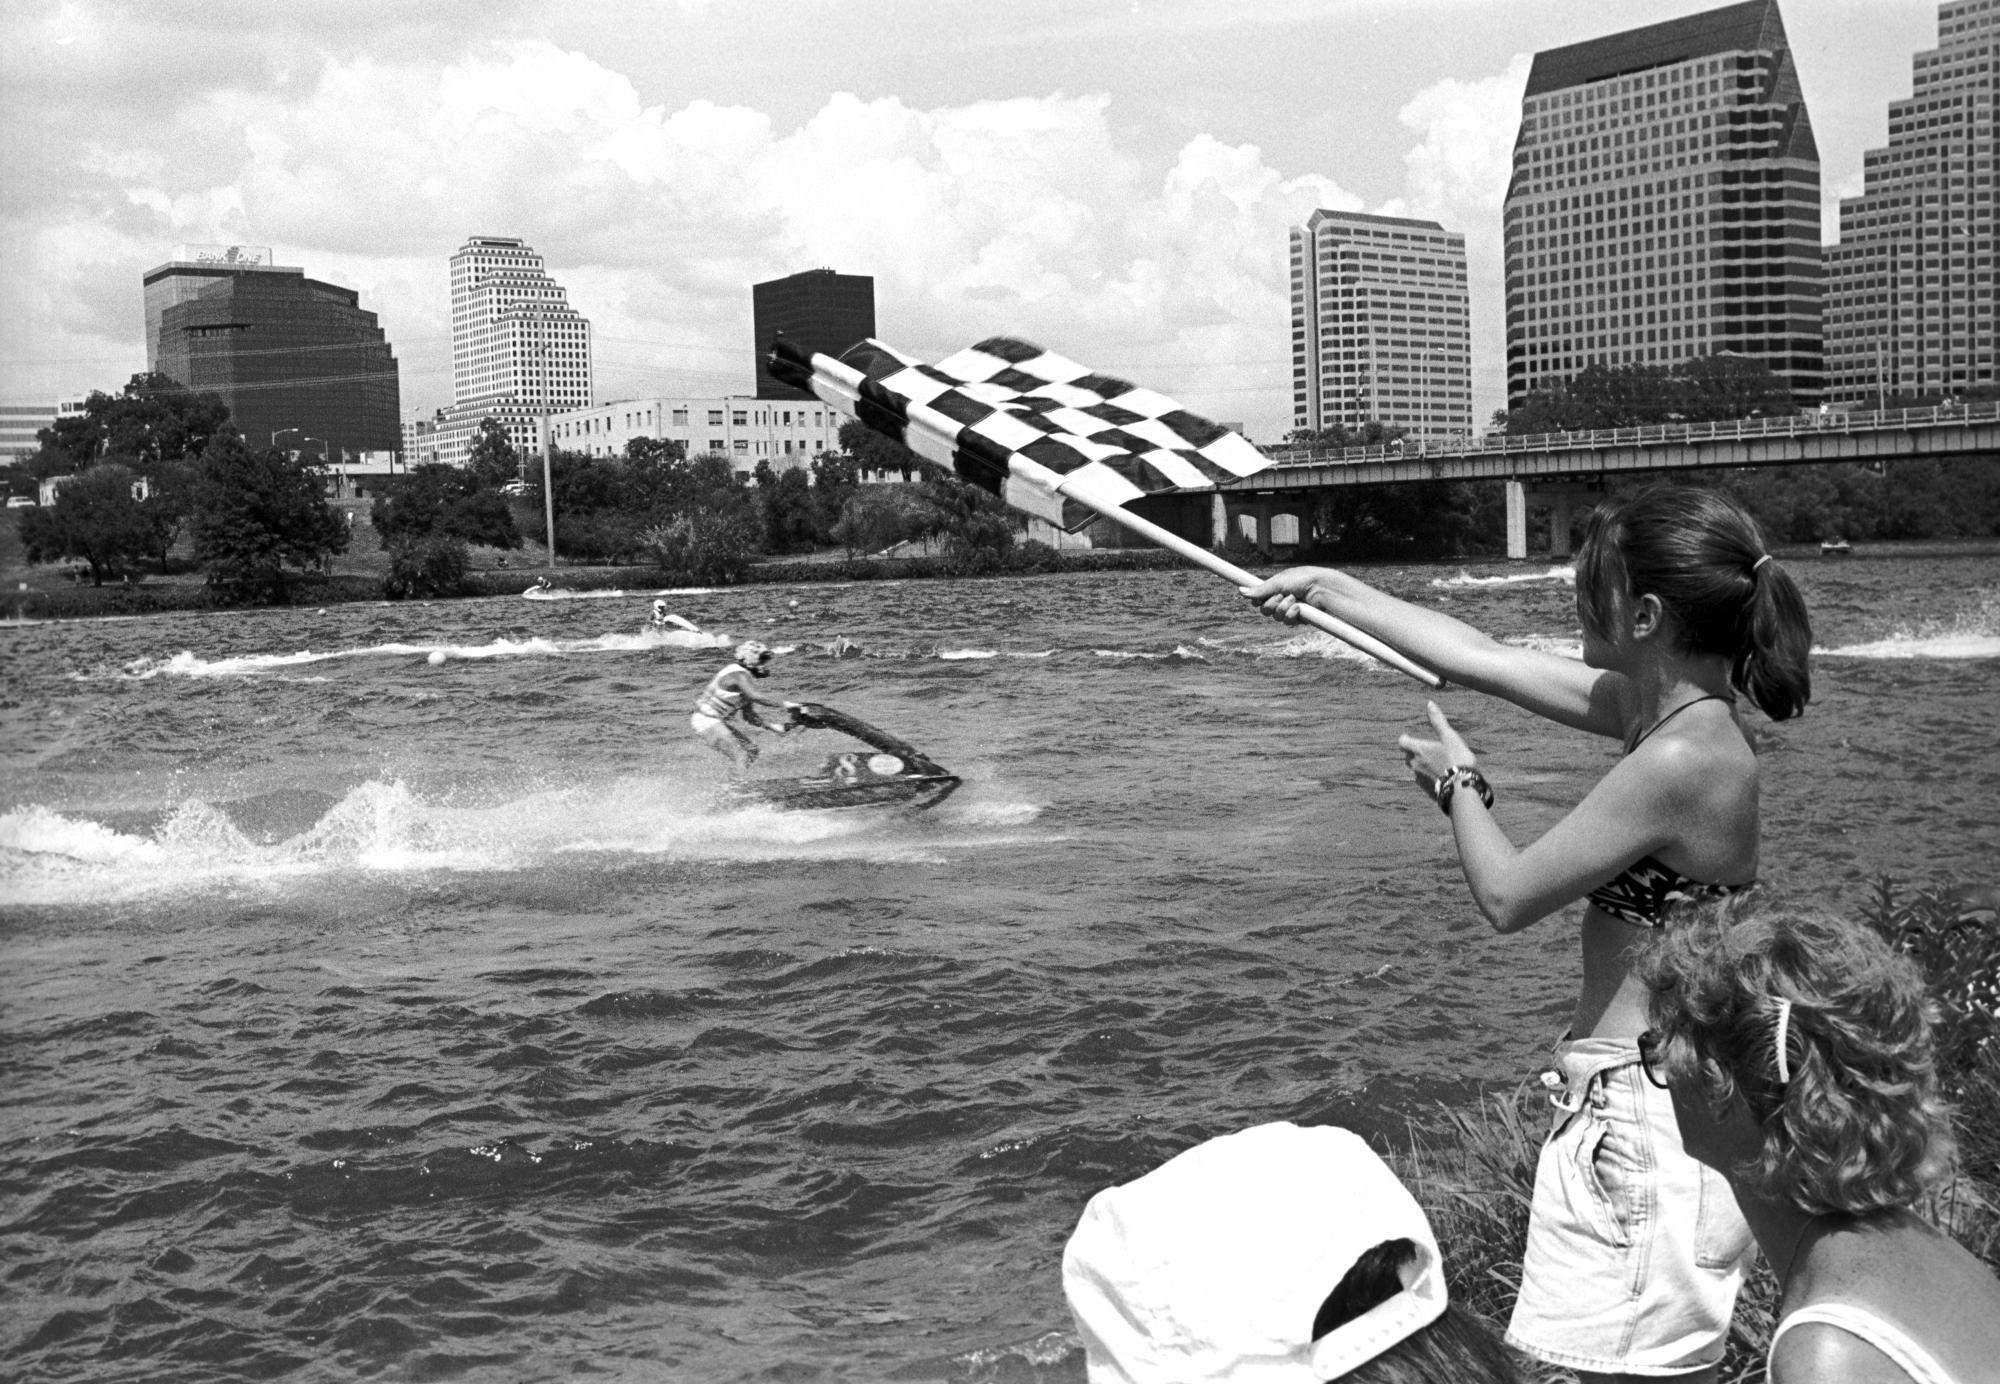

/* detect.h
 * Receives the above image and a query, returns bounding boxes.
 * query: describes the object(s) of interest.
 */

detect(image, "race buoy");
[788,599,799,609]
[427,650,447,666]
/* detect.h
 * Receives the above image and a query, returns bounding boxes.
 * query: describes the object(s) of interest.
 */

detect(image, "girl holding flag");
[1244,483,1811,1383]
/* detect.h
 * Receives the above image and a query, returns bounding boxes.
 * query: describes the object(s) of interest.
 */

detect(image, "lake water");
[4,547,1997,1382]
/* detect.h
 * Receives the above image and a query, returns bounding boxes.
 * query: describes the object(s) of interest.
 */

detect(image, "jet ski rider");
[690,641,794,771]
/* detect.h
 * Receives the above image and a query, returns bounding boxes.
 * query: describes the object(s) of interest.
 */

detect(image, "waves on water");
[522,584,719,601]
[105,632,1419,678]
[112,627,734,679]
[1817,590,2000,660]
[1431,565,1575,589]
[0,778,1046,906]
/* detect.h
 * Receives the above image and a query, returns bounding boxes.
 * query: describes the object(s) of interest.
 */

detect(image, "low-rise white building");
[0,399,86,468]
[548,395,844,475]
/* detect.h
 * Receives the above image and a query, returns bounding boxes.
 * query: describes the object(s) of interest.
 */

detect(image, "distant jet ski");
[732,701,960,812]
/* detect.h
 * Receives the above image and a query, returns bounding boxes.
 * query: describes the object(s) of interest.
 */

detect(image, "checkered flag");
[767,333,1439,685]
[768,335,1270,532]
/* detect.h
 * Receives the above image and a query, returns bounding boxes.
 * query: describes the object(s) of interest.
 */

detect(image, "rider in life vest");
[690,641,793,771]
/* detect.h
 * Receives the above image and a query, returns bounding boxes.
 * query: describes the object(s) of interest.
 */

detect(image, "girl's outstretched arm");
[1401,702,1726,932]
[1243,566,1627,737]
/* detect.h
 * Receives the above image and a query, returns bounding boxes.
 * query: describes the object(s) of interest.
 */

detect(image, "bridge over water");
[1202,402,1998,560]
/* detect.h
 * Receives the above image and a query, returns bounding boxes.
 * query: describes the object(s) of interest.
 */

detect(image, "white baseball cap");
[1062,1122,1448,1383]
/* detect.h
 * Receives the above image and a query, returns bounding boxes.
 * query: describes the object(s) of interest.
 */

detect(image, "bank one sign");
[180,244,273,266]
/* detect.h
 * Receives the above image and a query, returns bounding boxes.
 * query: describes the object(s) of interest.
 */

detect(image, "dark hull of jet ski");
[733,773,961,812]
[729,701,960,812]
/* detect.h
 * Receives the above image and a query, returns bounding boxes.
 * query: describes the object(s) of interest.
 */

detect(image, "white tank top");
[1769,1302,1960,1384]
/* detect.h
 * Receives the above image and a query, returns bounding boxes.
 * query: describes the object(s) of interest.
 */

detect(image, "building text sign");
[179,244,273,267]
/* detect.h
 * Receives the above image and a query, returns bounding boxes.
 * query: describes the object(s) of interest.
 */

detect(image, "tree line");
[17,361,1993,600]
[9,378,1031,603]
[15,374,348,601]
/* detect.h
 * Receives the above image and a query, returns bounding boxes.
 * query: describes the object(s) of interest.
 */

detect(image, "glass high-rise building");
[752,269,876,401]
[1290,210,1471,445]
[1825,0,1996,406]
[143,248,402,456]
[1504,0,1824,410]
[436,235,593,466]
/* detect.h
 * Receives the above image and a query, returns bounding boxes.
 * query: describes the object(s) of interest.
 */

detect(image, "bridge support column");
[1550,494,1575,559]
[1211,493,1230,549]
[1505,481,1528,561]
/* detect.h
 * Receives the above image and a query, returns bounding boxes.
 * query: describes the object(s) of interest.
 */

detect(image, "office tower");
[752,269,875,400]
[142,246,401,455]
[1826,0,1996,406]
[1290,210,1472,445]
[434,235,592,466]
[1504,0,1824,410]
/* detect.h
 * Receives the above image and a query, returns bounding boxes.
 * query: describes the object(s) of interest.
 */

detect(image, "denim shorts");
[1504,1035,1754,1376]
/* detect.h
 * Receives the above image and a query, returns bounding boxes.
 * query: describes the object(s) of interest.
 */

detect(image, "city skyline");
[0,0,1950,441]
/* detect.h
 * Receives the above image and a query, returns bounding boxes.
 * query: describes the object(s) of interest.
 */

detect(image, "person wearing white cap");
[1062,1122,1521,1383]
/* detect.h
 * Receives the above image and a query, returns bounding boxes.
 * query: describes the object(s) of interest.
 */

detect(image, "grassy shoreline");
[1,496,1200,620]
[9,498,1999,623]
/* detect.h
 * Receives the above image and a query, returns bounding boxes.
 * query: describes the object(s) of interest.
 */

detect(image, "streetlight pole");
[536,316,556,571]
[272,427,302,454]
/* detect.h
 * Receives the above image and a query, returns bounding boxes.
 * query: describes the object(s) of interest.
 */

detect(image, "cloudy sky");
[0,0,1945,439]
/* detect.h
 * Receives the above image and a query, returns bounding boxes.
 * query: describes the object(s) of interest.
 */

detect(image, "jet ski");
[733,701,960,812]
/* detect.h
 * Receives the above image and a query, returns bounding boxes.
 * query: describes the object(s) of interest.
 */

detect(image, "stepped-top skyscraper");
[1503,0,1824,410]
[437,235,592,465]
[1825,0,1996,406]
[753,269,875,400]
[141,244,401,456]
[1289,210,1471,445]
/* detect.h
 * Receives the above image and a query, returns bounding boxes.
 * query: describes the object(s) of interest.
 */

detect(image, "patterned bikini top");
[1586,856,1751,927]
[1585,694,1755,928]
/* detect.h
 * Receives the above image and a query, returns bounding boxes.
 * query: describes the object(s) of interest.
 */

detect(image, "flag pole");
[1048,489,1443,688]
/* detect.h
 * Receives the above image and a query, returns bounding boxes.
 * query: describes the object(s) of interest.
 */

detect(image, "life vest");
[694,664,750,720]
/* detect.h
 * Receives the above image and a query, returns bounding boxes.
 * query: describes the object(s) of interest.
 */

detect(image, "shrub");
[1860,878,2000,1263]
[384,535,470,599]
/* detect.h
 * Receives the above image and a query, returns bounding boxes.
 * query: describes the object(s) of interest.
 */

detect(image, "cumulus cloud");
[7,37,1391,436]
[1382,53,1532,419]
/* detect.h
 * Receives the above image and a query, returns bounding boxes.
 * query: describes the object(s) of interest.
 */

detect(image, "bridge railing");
[1264,400,1999,466]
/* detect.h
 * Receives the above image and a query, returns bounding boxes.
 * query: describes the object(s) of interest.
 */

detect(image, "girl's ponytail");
[1736,555,1812,721]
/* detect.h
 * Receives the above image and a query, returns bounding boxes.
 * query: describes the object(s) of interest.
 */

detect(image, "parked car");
[6,496,35,508]
[500,480,530,496]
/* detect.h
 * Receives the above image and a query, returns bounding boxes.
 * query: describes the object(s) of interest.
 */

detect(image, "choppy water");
[3,548,1997,1382]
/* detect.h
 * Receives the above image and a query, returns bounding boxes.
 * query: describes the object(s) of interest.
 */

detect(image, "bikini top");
[1585,695,1755,929]
[1769,1302,1961,1384]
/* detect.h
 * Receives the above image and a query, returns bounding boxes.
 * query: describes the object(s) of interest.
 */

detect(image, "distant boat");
[1820,538,1854,557]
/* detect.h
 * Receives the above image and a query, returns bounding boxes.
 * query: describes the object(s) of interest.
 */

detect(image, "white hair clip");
[1773,996,1794,1084]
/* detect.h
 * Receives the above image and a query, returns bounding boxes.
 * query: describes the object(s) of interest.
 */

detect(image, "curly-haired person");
[1637,898,2000,1384]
